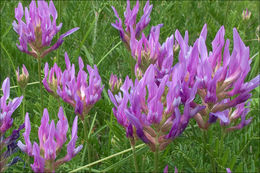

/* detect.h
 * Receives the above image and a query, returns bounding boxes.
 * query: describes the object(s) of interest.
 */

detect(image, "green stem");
[203,130,207,163]
[130,140,139,172]
[204,130,216,173]
[141,154,145,173]
[154,133,159,173]
[81,117,91,173]
[22,88,25,117]
[154,147,159,173]
[37,58,43,115]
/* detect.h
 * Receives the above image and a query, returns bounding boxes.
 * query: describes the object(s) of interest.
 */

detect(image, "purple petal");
[49,27,79,51]
[125,110,149,143]
[30,142,45,173]
[163,165,168,173]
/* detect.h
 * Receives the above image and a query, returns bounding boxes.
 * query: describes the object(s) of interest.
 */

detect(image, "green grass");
[0,0,259,172]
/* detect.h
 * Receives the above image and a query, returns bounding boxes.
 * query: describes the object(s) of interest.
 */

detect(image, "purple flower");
[30,142,45,173]
[111,0,152,44]
[13,0,79,58]
[0,78,24,171]
[109,64,204,151]
[63,116,83,162]
[17,113,32,156]
[16,64,29,89]
[109,73,122,93]
[112,0,175,79]
[0,78,23,134]
[44,52,103,120]
[226,168,232,173]
[176,24,259,130]
[18,107,82,172]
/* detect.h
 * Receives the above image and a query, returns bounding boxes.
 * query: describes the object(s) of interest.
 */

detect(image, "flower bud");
[16,65,29,89]
[242,8,251,20]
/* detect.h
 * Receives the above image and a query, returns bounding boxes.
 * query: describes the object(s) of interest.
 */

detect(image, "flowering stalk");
[13,0,79,59]
[16,64,29,117]
[154,134,159,173]
[38,58,44,114]
[128,138,139,173]
[13,0,80,115]
[18,107,83,172]
[43,52,103,167]
[109,64,205,152]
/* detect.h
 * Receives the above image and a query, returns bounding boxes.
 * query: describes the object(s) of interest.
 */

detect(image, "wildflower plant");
[110,0,260,172]
[112,0,174,78]
[175,24,260,131]
[0,78,25,171]
[43,52,103,121]
[13,0,80,114]
[109,64,205,171]
[43,52,103,166]
[1,0,258,172]
[13,0,79,59]
[18,107,83,172]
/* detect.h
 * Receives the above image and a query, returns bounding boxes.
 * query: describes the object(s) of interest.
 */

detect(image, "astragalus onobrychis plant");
[18,107,82,172]
[110,0,259,172]
[1,0,258,172]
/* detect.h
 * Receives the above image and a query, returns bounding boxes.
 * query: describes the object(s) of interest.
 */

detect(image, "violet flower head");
[44,52,103,120]
[0,78,23,134]
[109,64,204,151]
[177,24,260,130]
[0,78,24,171]
[18,107,82,172]
[111,0,153,44]
[13,0,79,58]
[112,0,175,79]
[16,64,29,89]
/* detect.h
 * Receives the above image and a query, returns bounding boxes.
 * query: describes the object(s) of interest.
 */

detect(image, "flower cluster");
[176,24,260,130]
[0,78,24,171]
[18,107,82,172]
[109,65,204,151]
[13,0,79,58]
[112,0,174,78]
[112,0,152,45]
[110,1,260,153]
[0,78,23,134]
[43,52,103,120]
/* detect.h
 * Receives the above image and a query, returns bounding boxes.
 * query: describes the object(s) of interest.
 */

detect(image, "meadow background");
[0,0,259,172]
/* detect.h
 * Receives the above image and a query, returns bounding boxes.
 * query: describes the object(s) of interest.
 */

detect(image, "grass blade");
[96,41,122,67]
[69,144,145,173]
